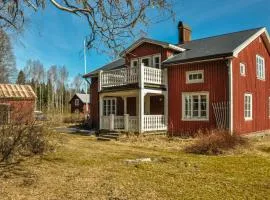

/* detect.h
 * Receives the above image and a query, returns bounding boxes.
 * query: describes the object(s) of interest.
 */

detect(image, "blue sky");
[12,0,270,80]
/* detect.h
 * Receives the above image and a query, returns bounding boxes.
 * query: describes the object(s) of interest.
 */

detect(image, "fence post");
[124,114,129,132]
[109,114,114,131]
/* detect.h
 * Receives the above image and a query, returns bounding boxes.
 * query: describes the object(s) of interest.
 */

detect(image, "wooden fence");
[212,102,229,130]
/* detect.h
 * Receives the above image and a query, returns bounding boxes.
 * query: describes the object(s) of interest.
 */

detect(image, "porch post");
[164,91,168,128]
[123,96,127,114]
[99,94,104,130]
[98,70,103,92]
[109,114,114,131]
[124,114,129,132]
[138,90,145,133]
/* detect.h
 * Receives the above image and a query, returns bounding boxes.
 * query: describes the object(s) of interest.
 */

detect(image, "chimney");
[178,21,191,44]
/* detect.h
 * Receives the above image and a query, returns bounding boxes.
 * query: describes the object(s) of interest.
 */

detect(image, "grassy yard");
[0,132,270,200]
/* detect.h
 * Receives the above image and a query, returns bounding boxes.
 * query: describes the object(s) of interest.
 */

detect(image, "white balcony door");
[103,98,117,116]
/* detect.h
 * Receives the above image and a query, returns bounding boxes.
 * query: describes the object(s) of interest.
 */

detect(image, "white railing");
[114,116,124,129]
[144,67,164,85]
[101,116,110,130]
[143,115,167,131]
[128,116,138,131]
[101,67,138,88]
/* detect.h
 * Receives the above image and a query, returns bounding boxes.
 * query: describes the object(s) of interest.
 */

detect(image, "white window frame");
[182,92,209,121]
[103,98,117,116]
[256,55,265,80]
[131,59,138,68]
[186,70,204,84]
[240,63,246,76]
[75,99,80,106]
[244,93,252,121]
[153,54,161,69]
[140,56,151,67]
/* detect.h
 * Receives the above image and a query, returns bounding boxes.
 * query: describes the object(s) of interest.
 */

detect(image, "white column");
[164,91,168,128]
[164,68,168,89]
[139,63,145,89]
[99,94,104,129]
[109,114,114,131]
[98,70,103,92]
[123,96,127,114]
[138,90,145,133]
[124,114,129,132]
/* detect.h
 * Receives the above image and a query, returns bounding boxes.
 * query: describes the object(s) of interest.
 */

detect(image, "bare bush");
[0,123,52,163]
[185,130,248,155]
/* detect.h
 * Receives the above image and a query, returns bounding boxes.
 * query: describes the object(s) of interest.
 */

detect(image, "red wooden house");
[84,22,270,135]
[69,93,90,114]
[0,84,36,124]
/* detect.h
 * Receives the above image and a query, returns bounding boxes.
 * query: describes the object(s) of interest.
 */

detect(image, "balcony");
[99,64,166,90]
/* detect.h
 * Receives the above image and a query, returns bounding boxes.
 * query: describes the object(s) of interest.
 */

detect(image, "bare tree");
[73,74,84,93]
[0,0,174,55]
[0,28,16,83]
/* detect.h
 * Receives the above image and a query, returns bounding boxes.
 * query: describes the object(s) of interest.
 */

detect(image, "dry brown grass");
[0,132,269,200]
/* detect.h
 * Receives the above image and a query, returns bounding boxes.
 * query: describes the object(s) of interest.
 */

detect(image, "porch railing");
[101,114,167,132]
[143,115,167,131]
[100,65,165,89]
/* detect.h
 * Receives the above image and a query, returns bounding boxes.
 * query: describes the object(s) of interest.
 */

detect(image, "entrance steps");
[97,130,120,141]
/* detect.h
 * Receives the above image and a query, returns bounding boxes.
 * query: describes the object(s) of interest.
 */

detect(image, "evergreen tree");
[16,70,26,84]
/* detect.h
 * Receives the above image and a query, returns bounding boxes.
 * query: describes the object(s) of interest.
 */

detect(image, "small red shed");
[69,93,90,114]
[0,84,36,124]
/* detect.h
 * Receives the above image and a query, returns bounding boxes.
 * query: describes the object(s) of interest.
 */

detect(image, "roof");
[0,84,36,99]
[164,27,268,64]
[119,37,185,56]
[73,93,90,104]
[83,58,125,77]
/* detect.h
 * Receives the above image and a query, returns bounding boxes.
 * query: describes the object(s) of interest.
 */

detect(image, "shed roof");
[74,93,90,104]
[0,84,37,99]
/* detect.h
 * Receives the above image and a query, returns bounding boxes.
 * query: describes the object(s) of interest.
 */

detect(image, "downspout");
[227,59,233,134]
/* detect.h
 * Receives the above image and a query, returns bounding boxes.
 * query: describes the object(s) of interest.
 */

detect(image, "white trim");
[120,39,185,56]
[228,59,233,133]
[181,91,209,121]
[256,54,265,80]
[244,93,253,121]
[233,28,270,57]
[103,97,117,116]
[186,70,204,84]
[153,54,161,69]
[240,62,246,76]
[131,59,138,68]
[163,57,233,66]
[140,56,151,68]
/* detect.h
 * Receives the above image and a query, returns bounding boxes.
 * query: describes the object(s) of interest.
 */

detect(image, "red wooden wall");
[232,35,270,134]
[90,77,99,129]
[0,99,35,124]
[167,60,229,135]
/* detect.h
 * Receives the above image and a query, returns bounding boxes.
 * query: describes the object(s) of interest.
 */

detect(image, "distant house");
[83,21,270,135]
[0,84,36,124]
[69,93,90,114]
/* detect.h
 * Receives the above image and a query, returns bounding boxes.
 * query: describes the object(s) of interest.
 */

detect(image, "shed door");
[0,104,10,124]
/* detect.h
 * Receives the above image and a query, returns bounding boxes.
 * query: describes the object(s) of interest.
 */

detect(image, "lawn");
[0,132,270,200]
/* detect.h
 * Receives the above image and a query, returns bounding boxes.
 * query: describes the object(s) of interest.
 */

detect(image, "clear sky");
[12,0,270,80]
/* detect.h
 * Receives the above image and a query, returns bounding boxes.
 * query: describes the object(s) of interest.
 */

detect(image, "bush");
[0,123,51,163]
[185,130,248,155]
[62,114,84,124]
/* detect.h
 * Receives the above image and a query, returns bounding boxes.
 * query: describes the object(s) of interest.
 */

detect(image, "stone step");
[100,134,119,140]
[97,137,111,141]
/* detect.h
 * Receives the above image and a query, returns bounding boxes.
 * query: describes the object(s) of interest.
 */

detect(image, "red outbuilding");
[0,84,36,124]
[84,22,270,135]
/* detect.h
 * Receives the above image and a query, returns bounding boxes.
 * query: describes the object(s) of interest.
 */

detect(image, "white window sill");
[186,81,204,84]
[182,118,209,122]
[244,118,253,121]
[256,77,265,81]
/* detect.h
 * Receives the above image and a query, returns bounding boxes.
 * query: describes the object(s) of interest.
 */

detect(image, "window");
[75,99,80,106]
[182,92,209,121]
[240,63,246,76]
[103,98,117,116]
[186,70,204,84]
[256,55,265,80]
[141,57,151,67]
[153,55,161,68]
[244,93,252,120]
[131,59,138,68]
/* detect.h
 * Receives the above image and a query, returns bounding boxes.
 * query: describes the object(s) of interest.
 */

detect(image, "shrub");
[0,123,52,163]
[185,129,248,155]
[62,114,84,124]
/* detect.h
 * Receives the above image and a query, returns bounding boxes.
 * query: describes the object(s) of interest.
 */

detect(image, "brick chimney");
[178,21,191,44]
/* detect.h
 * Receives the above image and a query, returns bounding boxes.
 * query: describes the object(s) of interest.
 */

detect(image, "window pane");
[142,58,150,67]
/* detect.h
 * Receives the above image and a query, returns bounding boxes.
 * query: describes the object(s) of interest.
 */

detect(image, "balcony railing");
[99,65,165,89]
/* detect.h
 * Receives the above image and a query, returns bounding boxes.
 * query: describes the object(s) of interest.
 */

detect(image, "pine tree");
[16,70,26,84]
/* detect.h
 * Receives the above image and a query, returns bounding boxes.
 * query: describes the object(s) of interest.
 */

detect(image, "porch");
[99,89,168,133]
